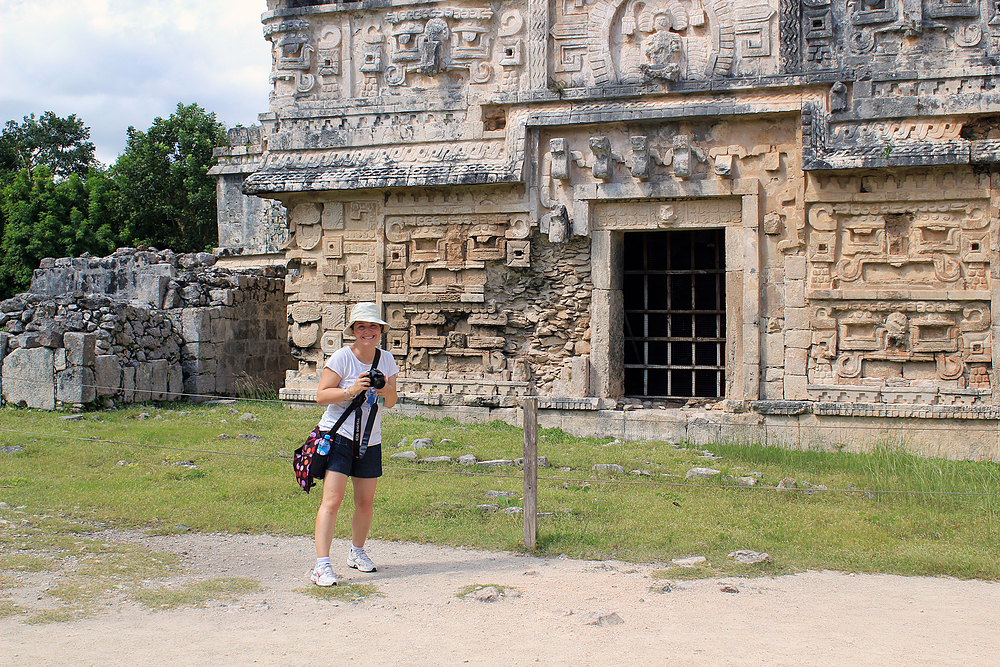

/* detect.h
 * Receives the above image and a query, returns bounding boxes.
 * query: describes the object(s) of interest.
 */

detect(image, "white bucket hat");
[344,302,389,335]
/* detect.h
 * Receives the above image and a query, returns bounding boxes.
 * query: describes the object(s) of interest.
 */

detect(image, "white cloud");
[0,0,272,166]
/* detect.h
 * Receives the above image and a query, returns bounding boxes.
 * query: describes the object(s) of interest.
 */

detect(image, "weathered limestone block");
[54,348,68,372]
[135,363,152,402]
[590,231,622,291]
[95,355,122,397]
[150,359,168,401]
[131,274,170,308]
[166,364,183,401]
[591,289,623,398]
[57,366,96,405]
[569,355,590,397]
[211,310,233,341]
[121,366,136,403]
[20,330,62,349]
[785,256,807,281]
[184,372,216,401]
[209,289,234,306]
[64,332,96,367]
[181,342,218,362]
[178,309,213,342]
[785,329,812,349]
[0,331,7,394]
[786,348,809,378]
[182,355,218,376]
[2,347,55,409]
[765,332,785,368]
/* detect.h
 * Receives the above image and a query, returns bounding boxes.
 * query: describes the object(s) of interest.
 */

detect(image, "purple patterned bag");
[292,426,328,493]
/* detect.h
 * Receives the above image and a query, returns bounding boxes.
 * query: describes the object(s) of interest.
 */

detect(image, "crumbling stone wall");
[482,235,592,397]
[0,249,293,409]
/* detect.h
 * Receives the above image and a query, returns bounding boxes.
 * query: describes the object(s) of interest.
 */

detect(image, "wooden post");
[522,397,538,549]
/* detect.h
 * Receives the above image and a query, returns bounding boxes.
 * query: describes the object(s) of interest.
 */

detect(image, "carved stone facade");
[217,0,1000,457]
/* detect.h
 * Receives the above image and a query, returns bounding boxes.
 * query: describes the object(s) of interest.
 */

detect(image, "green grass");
[297,582,384,603]
[455,583,516,598]
[2,401,1000,588]
[133,578,264,610]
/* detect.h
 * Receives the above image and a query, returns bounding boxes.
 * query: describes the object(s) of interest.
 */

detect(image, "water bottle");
[317,433,331,456]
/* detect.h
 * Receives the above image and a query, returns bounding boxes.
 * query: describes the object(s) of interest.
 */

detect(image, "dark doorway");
[623,229,726,399]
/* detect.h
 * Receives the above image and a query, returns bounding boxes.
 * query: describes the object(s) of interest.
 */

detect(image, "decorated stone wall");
[215,0,1000,454]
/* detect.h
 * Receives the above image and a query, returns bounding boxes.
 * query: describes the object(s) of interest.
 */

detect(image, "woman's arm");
[378,374,398,409]
[316,367,364,406]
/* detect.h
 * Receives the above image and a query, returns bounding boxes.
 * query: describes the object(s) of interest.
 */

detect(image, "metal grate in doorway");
[623,229,726,399]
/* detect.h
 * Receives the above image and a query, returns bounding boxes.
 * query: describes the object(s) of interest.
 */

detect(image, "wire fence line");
[3,426,1000,499]
[4,369,1000,437]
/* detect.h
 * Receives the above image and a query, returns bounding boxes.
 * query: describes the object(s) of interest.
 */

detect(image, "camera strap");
[353,349,381,459]
[326,349,382,459]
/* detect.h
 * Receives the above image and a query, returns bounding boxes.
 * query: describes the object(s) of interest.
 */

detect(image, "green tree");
[0,166,119,298]
[113,102,226,253]
[0,112,97,179]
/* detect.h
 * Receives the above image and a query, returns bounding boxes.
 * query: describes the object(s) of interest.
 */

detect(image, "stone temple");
[212,0,1000,458]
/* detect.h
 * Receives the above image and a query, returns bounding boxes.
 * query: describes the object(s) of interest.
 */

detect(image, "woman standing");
[311,302,399,586]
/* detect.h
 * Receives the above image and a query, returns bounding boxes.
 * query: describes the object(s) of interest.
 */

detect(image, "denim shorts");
[325,432,382,478]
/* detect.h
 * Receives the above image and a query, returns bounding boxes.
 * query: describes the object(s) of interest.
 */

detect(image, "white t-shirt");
[317,346,399,445]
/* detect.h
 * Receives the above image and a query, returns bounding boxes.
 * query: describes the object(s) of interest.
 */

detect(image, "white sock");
[351,545,364,554]
[316,556,331,567]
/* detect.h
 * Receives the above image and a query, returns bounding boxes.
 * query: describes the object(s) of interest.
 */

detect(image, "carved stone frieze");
[593,197,742,229]
[584,0,734,85]
[804,199,990,294]
[803,185,994,402]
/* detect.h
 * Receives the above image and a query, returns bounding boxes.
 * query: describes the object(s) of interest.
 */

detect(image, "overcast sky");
[0,0,273,166]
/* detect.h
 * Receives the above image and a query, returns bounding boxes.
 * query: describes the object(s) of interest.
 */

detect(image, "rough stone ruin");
[210,0,1000,457]
[0,249,293,409]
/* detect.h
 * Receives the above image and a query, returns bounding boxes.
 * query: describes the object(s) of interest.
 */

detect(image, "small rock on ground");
[470,586,500,602]
[477,459,515,467]
[582,611,624,627]
[729,550,771,564]
[671,556,707,567]
[686,467,721,479]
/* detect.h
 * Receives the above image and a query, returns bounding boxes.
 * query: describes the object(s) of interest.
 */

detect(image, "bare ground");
[2,532,999,667]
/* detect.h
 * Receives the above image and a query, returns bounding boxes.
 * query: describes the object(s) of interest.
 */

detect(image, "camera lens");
[369,369,386,389]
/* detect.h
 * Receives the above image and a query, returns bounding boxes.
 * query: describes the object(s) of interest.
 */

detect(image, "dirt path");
[3,532,999,666]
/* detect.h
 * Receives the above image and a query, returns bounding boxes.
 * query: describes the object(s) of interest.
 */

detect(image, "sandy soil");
[2,532,999,667]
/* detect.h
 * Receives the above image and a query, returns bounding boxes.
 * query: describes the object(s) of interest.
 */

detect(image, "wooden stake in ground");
[522,396,538,549]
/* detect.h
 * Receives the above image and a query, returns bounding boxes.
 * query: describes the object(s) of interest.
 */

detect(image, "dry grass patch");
[133,578,263,610]
[298,583,384,603]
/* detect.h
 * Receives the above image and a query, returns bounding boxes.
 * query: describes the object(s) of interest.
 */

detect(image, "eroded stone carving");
[585,0,731,85]
[384,6,498,85]
[804,188,993,402]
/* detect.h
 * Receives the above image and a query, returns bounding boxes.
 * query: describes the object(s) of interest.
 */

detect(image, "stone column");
[590,230,623,398]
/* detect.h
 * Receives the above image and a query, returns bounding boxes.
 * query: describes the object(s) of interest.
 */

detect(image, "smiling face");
[350,320,384,347]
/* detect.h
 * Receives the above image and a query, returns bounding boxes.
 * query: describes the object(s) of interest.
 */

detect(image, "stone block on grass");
[2,347,55,409]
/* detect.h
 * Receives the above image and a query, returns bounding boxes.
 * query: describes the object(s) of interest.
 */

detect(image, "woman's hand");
[377,374,399,408]
[353,373,372,396]
[317,368,365,405]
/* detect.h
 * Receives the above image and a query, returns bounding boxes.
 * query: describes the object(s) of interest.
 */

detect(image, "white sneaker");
[311,562,337,586]
[348,547,377,572]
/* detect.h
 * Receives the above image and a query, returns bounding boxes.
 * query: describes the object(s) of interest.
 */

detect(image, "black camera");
[368,369,386,390]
